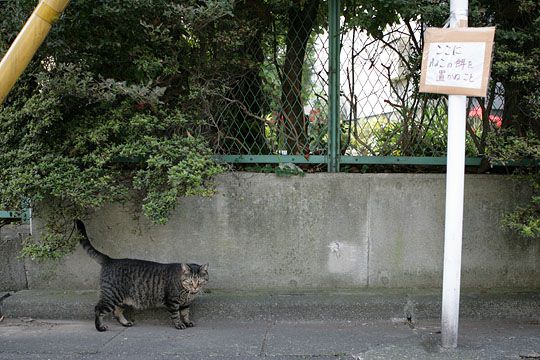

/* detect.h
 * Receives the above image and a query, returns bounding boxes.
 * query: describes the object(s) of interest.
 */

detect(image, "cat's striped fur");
[75,219,208,332]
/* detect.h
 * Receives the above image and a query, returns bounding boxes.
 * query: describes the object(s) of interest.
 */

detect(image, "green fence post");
[327,0,340,172]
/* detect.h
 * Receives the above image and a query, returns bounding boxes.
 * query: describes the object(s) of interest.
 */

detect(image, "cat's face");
[181,263,209,294]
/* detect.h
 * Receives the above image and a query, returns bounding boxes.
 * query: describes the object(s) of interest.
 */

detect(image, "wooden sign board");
[420,27,495,97]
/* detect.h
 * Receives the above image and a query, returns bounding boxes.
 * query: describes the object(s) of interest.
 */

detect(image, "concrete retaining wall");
[0,225,28,290]
[3,173,538,291]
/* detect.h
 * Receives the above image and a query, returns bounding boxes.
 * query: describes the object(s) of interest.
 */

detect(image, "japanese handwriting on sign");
[425,42,486,89]
[419,27,495,96]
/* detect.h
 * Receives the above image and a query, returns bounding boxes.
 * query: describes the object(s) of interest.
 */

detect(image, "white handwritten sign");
[420,27,495,97]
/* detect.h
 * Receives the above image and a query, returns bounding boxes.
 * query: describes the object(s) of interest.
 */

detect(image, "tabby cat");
[75,219,208,332]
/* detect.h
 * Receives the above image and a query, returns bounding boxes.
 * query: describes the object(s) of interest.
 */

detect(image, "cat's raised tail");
[75,219,110,265]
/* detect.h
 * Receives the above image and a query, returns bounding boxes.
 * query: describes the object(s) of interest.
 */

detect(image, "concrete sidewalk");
[1,317,539,359]
[0,289,538,359]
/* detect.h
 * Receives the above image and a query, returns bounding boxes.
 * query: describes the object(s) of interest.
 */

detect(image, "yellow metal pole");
[0,0,70,105]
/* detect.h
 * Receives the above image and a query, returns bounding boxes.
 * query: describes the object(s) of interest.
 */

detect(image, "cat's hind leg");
[95,304,110,332]
[113,305,133,327]
[94,298,115,332]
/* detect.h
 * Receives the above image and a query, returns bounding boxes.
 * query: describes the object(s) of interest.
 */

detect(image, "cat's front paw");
[185,321,194,327]
[174,322,187,330]
[122,321,134,327]
[96,325,108,332]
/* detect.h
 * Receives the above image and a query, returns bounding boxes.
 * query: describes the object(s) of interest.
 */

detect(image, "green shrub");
[486,130,540,239]
[0,0,225,259]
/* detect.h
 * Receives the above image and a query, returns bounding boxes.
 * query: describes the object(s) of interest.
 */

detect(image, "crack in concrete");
[259,321,274,357]
[101,326,129,351]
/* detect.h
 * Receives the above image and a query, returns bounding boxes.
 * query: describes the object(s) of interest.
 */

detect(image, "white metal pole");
[441,0,468,349]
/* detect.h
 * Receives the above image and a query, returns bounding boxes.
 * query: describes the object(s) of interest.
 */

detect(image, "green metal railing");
[209,2,504,171]
[0,209,31,224]
[327,0,340,172]
[0,198,31,224]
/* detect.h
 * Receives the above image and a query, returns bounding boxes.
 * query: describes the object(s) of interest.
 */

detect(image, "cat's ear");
[181,263,191,274]
[200,263,209,273]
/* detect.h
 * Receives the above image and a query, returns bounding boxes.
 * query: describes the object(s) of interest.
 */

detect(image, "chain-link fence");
[211,2,504,170]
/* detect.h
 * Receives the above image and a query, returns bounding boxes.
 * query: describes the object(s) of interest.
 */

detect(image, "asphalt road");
[1,317,538,359]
